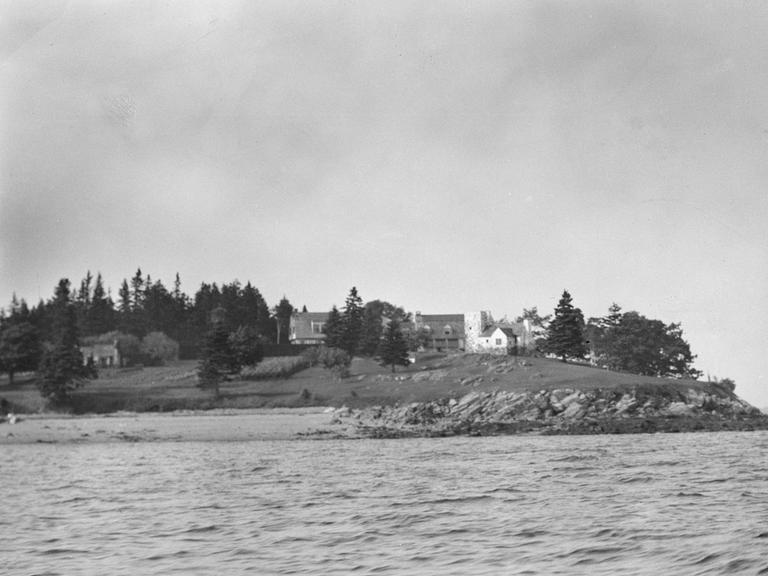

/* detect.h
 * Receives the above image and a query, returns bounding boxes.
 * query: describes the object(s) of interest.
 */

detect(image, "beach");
[0,408,343,445]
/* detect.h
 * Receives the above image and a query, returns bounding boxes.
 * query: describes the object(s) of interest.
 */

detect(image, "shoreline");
[3,401,767,445]
[0,407,344,445]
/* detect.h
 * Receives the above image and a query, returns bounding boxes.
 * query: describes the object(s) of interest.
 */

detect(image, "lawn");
[0,353,728,414]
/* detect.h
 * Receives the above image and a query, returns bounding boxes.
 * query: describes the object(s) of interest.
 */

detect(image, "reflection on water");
[4,431,768,575]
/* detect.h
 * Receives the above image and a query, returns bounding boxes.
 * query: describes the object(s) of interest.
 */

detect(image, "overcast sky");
[1,0,767,406]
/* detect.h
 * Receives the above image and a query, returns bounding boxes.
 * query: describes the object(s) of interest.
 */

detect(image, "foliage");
[544,290,587,362]
[515,306,551,352]
[273,296,294,345]
[323,306,344,349]
[197,319,236,397]
[228,325,264,367]
[302,345,351,378]
[359,300,411,357]
[0,321,41,385]
[601,311,701,379]
[240,356,310,380]
[340,286,364,356]
[37,279,96,405]
[378,319,411,372]
[140,332,180,366]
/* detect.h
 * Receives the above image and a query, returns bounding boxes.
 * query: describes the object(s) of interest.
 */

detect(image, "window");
[443,325,452,336]
[311,322,325,334]
[495,338,502,345]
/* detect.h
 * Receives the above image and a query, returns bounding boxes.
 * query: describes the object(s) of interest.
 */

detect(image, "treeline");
[0,269,296,381]
[522,290,703,380]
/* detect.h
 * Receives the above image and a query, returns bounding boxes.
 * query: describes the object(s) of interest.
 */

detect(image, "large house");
[290,308,530,355]
[416,310,529,355]
[289,311,329,345]
[413,312,465,351]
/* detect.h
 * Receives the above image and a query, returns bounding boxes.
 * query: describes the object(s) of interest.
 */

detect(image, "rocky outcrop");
[332,386,768,438]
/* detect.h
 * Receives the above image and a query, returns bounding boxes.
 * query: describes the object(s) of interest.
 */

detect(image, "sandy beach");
[0,408,345,445]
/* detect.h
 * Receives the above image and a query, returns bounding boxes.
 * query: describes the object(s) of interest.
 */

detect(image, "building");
[474,325,521,355]
[413,312,465,351]
[289,311,329,345]
[80,342,122,367]
[416,310,530,354]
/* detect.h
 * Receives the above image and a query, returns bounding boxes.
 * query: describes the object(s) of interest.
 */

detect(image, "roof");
[480,325,522,338]
[293,311,330,322]
[416,314,464,323]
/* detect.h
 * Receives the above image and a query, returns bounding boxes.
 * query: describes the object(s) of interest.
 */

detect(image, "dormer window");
[443,325,452,336]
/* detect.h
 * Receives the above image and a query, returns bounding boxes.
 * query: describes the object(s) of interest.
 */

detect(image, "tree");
[515,306,552,352]
[37,279,95,405]
[323,306,344,349]
[0,321,40,385]
[378,319,410,373]
[228,325,263,367]
[340,286,364,356]
[603,312,701,378]
[359,300,411,357]
[273,296,294,345]
[140,332,179,366]
[87,273,116,336]
[545,290,587,362]
[197,309,237,397]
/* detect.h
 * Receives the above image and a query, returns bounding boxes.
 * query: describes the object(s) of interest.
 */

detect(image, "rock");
[665,402,694,416]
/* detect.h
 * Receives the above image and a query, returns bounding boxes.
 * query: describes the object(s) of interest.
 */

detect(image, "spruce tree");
[37,279,95,405]
[545,290,587,362]
[340,286,364,356]
[323,306,344,349]
[197,308,236,398]
[378,319,410,373]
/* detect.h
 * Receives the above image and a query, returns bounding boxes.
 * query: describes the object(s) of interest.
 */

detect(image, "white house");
[474,326,520,355]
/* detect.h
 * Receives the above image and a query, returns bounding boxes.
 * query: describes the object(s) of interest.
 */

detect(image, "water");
[3,431,768,575]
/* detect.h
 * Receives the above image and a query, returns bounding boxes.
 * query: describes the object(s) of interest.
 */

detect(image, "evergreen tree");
[378,319,410,372]
[0,300,41,385]
[323,305,344,349]
[37,279,95,405]
[273,296,294,345]
[197,308,236,397]
[545,290,587,362]
[87,273,116,336]
[228,325,264,367]
[340,286,364,356]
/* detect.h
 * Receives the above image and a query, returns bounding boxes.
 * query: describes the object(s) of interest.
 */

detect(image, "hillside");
[0,353,757,420]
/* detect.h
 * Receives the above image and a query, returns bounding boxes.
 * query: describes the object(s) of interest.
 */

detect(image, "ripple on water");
[3,431,768,575]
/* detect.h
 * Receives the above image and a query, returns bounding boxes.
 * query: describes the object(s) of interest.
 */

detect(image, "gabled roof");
[417,314,464,323]
[480,325,522,338]
[293,311,329,322]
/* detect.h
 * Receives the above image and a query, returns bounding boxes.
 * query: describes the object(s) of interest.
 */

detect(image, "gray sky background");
[2,0,767,406]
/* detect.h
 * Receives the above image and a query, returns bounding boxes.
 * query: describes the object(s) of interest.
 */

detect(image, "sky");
[1,0,767,407]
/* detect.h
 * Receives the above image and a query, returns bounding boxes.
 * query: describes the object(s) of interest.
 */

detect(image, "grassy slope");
[0,353,731,414]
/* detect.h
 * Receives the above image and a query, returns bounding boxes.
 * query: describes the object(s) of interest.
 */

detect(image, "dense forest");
[0,270,294,378]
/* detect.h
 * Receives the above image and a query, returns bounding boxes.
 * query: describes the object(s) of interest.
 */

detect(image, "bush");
[141,332,179,366]
[239,356,310,380]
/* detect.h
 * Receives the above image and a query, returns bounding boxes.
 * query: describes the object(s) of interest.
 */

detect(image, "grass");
[0,353,735,415]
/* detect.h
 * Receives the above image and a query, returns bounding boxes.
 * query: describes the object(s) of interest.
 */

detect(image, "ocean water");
[2,431,768,575]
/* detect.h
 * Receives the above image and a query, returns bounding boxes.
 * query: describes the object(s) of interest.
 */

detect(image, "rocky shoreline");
[332,385,768,438]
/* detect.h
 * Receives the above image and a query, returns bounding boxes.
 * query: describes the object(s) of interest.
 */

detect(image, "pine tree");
[37,279,95,405]
[545,290,587,362]
[378,319,410,373]
[0,299,40,386]
[273,296,294,345]
[323,306,344,349]
[197,308,236,398]
[341,286,364,356]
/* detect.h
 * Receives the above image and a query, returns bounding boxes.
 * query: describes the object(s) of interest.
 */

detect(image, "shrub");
[141,332,179,366]
[240,356,310,380]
